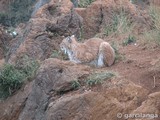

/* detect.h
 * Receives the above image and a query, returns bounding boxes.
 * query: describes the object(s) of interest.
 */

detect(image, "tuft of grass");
[0,55,39,99]
[86,71,115,86]
[15,55,40,79]
[103,11,133,37]
[111,41,125,62]
[71,80,81,89]
[143,5,160,45]
[50,50,68,60]
[143,30,160,44]
[78,0,95,8]
[149,5,160,30]
[122,35,136,46]
[50,50,61,58]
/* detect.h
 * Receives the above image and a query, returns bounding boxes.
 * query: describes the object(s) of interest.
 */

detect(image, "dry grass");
[142,5,160,45]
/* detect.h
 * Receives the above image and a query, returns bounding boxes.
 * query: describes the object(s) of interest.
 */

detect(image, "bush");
[15,55,40,79]
[104,10,133,36]
[86,71,115,86]
[0,64,25,98]
[0,0,36,26]
[50,50,61,58]
[0,56,39,99]
[142,5,160,44]
[0,13,10,26]
[71,80,81,89]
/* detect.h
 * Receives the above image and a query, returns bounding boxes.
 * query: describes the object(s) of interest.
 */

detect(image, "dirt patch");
[106,41,160,93]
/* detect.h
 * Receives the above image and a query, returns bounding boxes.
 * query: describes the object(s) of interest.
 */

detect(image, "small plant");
[111,41,124,62]
[0,55,39,99]
[122,35,136,46]
[86,79,102,86]
[71,80,81,89]
[78,0,95,8]
[0,64,25,99]
[103,10,133,36]
[15,55,40,79]
[149,5,160,30]
[50,50,61,58]
[143,30,160,44]
[50,50,69,60]
[142,5,160,45]
[86,71,115,86]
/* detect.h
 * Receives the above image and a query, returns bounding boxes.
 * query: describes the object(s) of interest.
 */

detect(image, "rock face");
[0,58,90,120]
[7,0,83,64]
[18,58,90,120]
[75,0,152,38]
[1,58,159,120]
[6,0,151,63]
[46,80,149,120]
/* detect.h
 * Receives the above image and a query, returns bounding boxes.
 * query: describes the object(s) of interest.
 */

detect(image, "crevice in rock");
[99,4,104,30]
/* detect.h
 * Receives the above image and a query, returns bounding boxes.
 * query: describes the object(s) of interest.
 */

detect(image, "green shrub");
[50,50,69,60]
[78,0,95,8]
[142,5,160,44]
[104,11,133,36]
[50,50,61,58]
[15,55,39,78]
[143,30,160,44]
[86,71,115,86]
[0,64,25,98]
[0,13,10,26]
[149,5,160,30]
[0,0,36,26]
[0,56,39,99]
[71,80,81,89]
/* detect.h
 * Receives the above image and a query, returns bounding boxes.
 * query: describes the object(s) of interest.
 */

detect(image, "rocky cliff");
[0,0,160,120]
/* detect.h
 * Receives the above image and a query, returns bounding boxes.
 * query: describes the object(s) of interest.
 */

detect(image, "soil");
[107,41,160,93]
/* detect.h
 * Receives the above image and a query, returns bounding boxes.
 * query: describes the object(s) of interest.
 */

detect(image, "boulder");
[0,58,153,120]
[18,58,90,120]
[75,0,152,38]
[7,0,83,64]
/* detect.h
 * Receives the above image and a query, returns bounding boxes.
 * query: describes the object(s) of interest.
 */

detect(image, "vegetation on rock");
[0,55,39,99]
[143,5,160,44]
